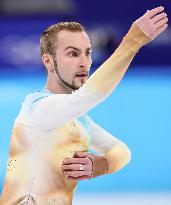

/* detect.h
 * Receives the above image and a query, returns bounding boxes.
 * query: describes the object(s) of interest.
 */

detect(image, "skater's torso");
[0,118,90,205]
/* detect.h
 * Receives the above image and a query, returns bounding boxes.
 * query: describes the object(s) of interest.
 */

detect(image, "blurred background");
[0,0,171,204]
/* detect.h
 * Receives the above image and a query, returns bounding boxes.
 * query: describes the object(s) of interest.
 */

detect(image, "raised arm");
[26,7,168,130]
[84,6,168,95]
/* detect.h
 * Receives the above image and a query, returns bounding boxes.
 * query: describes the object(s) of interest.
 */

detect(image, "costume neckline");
[42,88,53,94]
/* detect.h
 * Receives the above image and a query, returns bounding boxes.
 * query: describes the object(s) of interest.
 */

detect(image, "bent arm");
[86,115,131,174]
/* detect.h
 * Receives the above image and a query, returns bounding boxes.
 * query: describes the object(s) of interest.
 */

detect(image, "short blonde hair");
[40,22,84,57]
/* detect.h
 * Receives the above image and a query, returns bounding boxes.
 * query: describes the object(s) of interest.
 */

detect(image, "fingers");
[152,12,167,24]
[154,23,168,38]
[63,157,89,165]
[62,157,92,172]
[62,164,89,171]
[146,6,164,19]
[155,17,168,29]
[63,170,90,178]
[62,156,93,179]
[135,6,168,40]
[62,164,82,171]
[63,170,84,177]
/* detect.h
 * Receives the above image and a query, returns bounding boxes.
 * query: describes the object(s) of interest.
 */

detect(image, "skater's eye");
[68,51,79,57]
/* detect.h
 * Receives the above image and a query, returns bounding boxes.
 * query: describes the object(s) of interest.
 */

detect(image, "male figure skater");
[0,6,168,205]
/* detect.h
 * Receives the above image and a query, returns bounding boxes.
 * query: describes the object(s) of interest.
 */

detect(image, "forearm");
[87,143,131,178]
[84,23,151,96]
[87,154,108,178]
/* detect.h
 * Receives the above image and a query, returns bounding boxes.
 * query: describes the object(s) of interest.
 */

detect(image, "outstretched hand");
[135,6,168,40]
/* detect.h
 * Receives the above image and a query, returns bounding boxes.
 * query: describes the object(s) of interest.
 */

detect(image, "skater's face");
[52,30,92,90]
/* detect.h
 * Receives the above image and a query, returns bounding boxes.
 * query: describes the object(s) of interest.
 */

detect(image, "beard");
[53,58,88,91]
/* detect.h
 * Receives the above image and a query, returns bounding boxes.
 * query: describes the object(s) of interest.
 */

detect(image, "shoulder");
[22,90,54,108]
[15,90,54,124]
